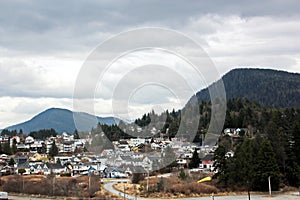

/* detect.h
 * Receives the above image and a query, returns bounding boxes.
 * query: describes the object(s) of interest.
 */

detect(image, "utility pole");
[88,175,91,195]
[268,176,272,197]
[134,184,137,200]
[123,182,126,200]
[52,176,55,196]
[247,180,251,200]
[22,176,25,193]
[146,168,149,191]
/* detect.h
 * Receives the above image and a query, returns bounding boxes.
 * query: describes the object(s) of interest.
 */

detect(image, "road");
[7,180,300,200]
[103,179,300,200]
[9,195,53,200]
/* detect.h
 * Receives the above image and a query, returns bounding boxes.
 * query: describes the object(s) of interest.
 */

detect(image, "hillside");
[5,108,120,134]
[195,68,300,107]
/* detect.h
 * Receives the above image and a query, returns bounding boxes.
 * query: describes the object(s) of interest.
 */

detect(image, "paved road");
[180,194,300,200]
[9,195,53,200]
[103,180,300,200]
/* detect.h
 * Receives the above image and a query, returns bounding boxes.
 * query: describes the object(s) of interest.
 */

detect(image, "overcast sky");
[1,0,300,129]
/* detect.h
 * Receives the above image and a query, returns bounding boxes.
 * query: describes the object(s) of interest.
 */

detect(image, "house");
[0,135,9,144]
[0,165,15,175]
[143,155,161,171]
[17,144,30,151]
[60,141,75,153]
[118,141,130,152]
[29,153,47,162]
[72,162,102,176]
[27,163,65,175]
[0,154,8,161]
[29,141,43,153]
[225,151,234,158]
[10,136,20,146]
[62,132,74,141]
[45,163,66,174]
[29,164,44,174]
[125,165,147,176]
[45,140,53,153]
[199,154,214,171]
[54,156,73,165]
[177,158,187,168]
[100,149,114,157]
[107,168,128,178]
[14,156,29,166]
[16,161,30,175]
[224,128,248,137]
[130,138,146,147]
[25,136,34,144]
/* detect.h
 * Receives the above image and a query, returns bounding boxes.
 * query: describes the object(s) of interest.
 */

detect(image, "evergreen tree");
[49,141,59,157]
[2,142,11,155]
[74,129,80,139]
[156,177,164,192]
[252,139,280,191]
[11,138,17,154]
[189,149,201,169]
[132,173,144,184]
[213,145,230,188]
[233,139,254,187]
[178,168,187,180]
[285,122,300,186]
[8,157,15,166]
[292,123,300,164]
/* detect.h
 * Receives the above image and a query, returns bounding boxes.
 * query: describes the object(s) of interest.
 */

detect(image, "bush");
[178,169,188,180]
[60,173,71,177]
[132,173,144,184]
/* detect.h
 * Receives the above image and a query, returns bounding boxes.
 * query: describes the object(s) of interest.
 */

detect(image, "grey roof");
[126,165,147,173]
[14,156,29,165]
[202,154,214,161]
[17,161,30,169]
[46,163,64,169]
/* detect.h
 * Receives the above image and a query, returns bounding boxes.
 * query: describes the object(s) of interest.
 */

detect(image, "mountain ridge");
[194,68,300,108]
[5,108,120,134]
[5,68,300,134]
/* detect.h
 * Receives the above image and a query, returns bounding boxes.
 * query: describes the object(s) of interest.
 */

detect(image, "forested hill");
[5,108,120,134]
[195,68,300,107]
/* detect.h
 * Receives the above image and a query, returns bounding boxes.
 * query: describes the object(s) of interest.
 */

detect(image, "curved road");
[103,179,300,200]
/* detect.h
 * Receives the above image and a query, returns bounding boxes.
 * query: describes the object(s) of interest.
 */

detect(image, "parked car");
[0,192,8,200]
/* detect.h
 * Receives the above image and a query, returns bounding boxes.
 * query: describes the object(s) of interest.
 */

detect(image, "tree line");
[213,99,300,191]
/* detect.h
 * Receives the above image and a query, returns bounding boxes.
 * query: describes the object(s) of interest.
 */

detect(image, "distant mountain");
[5,108,120,134]
[194,68,300,108]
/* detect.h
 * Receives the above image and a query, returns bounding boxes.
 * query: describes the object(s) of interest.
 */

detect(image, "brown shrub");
[0,175,100,198]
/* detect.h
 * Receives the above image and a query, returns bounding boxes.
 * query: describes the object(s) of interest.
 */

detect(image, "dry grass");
[113,173,219,198]
[0,175,101,198]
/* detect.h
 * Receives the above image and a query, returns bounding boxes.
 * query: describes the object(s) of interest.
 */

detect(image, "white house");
[130,138,146,147]
[25,136,34,144]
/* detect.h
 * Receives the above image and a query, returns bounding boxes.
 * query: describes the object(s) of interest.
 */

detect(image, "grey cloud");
[0,60,72,98]
[1,0,300,55]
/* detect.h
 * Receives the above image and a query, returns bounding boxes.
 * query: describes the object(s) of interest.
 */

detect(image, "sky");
[0,0,300,128]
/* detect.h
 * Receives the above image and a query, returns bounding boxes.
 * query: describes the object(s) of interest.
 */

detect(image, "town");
[0,127,240,179]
